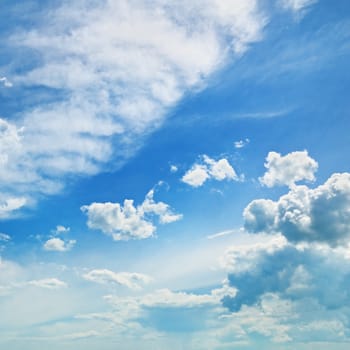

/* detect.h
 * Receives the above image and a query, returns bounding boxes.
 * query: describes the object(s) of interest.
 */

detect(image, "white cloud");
[0,196,27,219]
[83,269,151,290]
[81,188,182,240]
[54,225,70,234]
[0,0,269,216]
[182,155,238,187]
[0,77,13,87]
[234,138,250,149]
[259,150,318,188]
[280,0,318,13]
[182,164,210,187]
[43,237,76,252]
[245,172,350,245]
[27,278,67,289]
[0,233,11,242]
[170,165,178,173]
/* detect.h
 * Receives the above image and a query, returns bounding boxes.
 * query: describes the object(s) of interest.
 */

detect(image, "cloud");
[0,77,13,87]
[1,0,269,216]
[0,233,11,242]
[43,237,76,252]
[0,196,27,219]
[81,187,182,240]
[234,138,250,149]
[170,165,178,173]
[280,0,318,13]
[83,269,152,290]
[223,241,350,315]
[182,155,239,187]
[53,225,70,234]
[259,150,318,188]
[245,172,350,246]
[27,278,67,289]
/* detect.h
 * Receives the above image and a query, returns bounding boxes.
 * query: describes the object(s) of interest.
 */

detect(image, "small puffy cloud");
[53,225,70,234]
[0,233,11,242]
[27,278,67,289]
[182,155,238,187]
[182,164,210,187]
[43,237,76,252]
[83,269,151,290]
[170,165,178,173]
[244,172,350,246]
[234,138,250,149]
[0,196,27,219]
[259,150,318,188]
[0,77,13,88]
[81,188,182,241]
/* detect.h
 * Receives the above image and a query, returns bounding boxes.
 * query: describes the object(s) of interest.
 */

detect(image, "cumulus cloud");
[245,172,350,245]
[83,269,152,290]
[182,155,239,187]
[81,188,182,240]
[43,237,76,252]
[1,0,269,216]
[259,150,318,188]
[222,241,350,314]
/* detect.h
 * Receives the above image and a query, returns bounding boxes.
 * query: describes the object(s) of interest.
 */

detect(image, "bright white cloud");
[170,165,178,173]
[0,0,268,216]
[259,150,318,188]
[234,138,250,149]
[245,172,350,245]
[54,225,70,234]
[83,269,151,290]
[27,278,67,289]
[43,237,76,252]
[182,155,238,187]
[81,188,182,240]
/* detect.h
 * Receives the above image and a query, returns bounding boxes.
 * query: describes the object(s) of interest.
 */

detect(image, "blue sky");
[1,0,350,348]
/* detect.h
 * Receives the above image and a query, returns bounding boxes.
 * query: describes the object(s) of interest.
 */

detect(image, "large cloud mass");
[245,172,350,245]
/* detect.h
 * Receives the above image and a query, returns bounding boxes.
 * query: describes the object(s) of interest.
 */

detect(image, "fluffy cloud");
[1,0,268,216]
[182,155,238,187]
[81,188,182,240]
[43,237,76,252]
[83,269,152,290]
[234,138,250,149]
[0,77,12,87]
[0,233,11,242]
[245,172,350,245]
[259,150,318,188]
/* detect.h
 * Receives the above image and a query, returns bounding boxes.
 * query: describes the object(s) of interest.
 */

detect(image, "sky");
[1,0,350,349]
